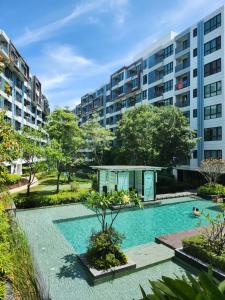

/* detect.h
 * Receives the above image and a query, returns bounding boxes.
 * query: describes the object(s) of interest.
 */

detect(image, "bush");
[86,228,127,270]
[183,235,225,272]
[198,183,225,196]
[14,188,89,209]
[4,173,21,185]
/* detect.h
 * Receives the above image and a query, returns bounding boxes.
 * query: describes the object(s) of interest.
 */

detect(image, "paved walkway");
[8,177,38,194]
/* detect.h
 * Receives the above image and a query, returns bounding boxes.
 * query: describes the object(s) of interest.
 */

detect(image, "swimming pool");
[54,198,220,254]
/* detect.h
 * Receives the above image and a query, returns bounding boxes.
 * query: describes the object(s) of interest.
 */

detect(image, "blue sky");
[1,0,225,109]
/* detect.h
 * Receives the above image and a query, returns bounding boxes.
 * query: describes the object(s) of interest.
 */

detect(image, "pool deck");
[16,198,200,300]
[156,226,206,249]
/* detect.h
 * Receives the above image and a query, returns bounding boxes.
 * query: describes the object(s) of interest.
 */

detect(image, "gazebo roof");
[91,165,163,171]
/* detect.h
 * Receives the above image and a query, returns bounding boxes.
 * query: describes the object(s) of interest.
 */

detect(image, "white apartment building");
[0,30,50,173]
[74,6,225,176]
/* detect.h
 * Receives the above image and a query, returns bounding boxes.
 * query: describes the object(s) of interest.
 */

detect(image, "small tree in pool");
[86,190,142,270]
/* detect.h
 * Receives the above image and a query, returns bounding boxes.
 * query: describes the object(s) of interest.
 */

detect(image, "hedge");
[183,235,225,272]
[14,188,89,209]
[198,183,225,196]
[4,173,21,185]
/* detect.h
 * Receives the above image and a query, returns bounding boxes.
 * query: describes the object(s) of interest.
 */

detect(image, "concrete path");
[8,177,38,194]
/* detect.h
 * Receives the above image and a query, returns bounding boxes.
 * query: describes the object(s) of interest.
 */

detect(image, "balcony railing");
[175,41,190,54]
[175,99,190,107]
[175,60,190,73]
[175,80,190,90]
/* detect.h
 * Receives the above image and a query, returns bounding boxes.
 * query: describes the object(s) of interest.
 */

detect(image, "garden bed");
[175,248,225,281]
[78,253,136,285]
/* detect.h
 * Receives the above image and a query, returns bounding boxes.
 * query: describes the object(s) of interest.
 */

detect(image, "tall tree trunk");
[56,172,61,193]
[27,169,32,196]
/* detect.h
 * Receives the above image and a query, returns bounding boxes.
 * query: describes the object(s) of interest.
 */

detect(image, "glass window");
[142,90,147,100]
[164,44,173,58]
[204,36,221,56]
[204,104,222,119]
[204,126,222,141]
[204,81,221,98]
[193,68,197,78]
[193,48,197,57]
[193,89,197,98]
[193,28,197,37]
[204,58,221,77]
[164,62,173,75]
[204,150,222,159]
[193,109,197,118]
[204,13,221,35]
[143,74,147,85]
[163,80,173,92]
[193,150,197,159]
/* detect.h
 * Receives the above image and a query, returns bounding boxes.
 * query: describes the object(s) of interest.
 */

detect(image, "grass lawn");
[12,173,92,209]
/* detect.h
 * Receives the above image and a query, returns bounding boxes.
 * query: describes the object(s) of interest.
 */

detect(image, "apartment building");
[74,6,225,174]
[0,30,50,173]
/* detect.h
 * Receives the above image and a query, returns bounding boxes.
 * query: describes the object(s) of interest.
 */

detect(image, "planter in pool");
[78,253,136,285]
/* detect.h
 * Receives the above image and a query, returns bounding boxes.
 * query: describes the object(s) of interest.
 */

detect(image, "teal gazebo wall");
[98,169,156,201]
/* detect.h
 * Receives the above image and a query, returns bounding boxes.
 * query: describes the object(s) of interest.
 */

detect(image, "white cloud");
[15,0,130,47]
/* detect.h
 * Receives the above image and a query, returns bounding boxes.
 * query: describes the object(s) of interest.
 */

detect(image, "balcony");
[175,60,190,73]
[175,41,190,55]
[175,80,190,91]
[175,97,190,108]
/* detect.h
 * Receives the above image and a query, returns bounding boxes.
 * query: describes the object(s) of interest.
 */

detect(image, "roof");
[91,165,163,171]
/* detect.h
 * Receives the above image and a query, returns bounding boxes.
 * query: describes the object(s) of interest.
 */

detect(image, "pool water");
[54,199,220,254]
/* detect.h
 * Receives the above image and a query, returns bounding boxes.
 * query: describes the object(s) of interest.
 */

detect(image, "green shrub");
[70,182,79,192]
[91,174,98,191]
[86,228,127,270]
[4,173,21,185]
[198,183,225,196]
[140,270,225,299]
[183,235,225,272]
[14,188,89,209]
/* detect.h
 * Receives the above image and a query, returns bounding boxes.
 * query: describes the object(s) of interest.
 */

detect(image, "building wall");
[0,30,50,173]
[74,6,225,171]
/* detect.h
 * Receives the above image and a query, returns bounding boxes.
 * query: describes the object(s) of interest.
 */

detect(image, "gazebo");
[92,165,163,201]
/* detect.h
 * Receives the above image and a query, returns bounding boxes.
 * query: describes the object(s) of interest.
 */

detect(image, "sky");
[1,0,225,110]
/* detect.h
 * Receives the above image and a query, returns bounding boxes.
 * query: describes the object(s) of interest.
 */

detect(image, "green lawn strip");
[12,174,91,209]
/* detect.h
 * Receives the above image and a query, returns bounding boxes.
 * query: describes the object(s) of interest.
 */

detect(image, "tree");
[82,114,114,165]
[19,127,45,196]
[199,159,225,185]
[45,109,84,192]
[0,110,20,198]
[0,110,20,164]
[115,104,196,166]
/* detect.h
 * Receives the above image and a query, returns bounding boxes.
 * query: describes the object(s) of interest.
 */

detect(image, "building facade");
[0,30,50,173]
[74,6,225,172]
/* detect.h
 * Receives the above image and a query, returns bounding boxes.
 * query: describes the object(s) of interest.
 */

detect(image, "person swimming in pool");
[192,207,201,216]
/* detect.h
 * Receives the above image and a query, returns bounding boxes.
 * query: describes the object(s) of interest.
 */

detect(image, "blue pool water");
[54,199,220,254]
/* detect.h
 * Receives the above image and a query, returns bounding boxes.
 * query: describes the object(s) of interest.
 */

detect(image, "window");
[193,28,197,37]
[106,95,111,102]
[204,58,221,77]
[164,62,173,75]
[204,126,222,141]
[163,80,173,92]
[193,68,197,78]
[143,74,147,85]
[193,150,197,159]
[193,48,197,57]
[155,97,173,107]
[204,81,221,98]
[204,104,222,119]
[204,150,222,159]
[193,109,197,118]
[132,78,138,88]
[143,59,147,69]
[193,88,197,98]
[204,36,221,56]
[164,44,173,58]
[204,13,221,35]
[142,90,147,100]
